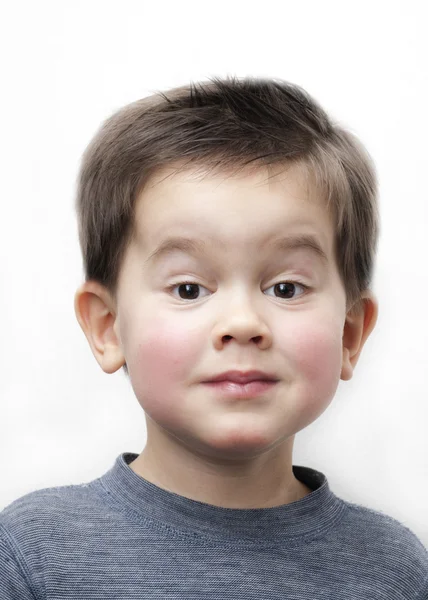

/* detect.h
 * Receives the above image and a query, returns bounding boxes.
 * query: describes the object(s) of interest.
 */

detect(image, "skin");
[74,162,378,508]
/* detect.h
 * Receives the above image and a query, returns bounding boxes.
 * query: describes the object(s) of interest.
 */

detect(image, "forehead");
[133,162,333,252]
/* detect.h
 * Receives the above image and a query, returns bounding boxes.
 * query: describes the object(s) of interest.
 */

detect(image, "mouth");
[202,371,279,399]
[203,380,277,399]
[204,370,279,384]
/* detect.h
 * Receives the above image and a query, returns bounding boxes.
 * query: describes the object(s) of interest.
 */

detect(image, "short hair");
[75,76,379,375]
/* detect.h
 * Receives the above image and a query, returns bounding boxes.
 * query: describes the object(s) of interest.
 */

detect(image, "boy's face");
[94,163,371,461]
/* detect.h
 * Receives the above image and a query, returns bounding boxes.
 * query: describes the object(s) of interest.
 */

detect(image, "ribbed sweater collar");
[98,452,345,543]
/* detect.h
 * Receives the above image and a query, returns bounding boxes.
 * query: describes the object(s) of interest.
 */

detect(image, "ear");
[341,291,379,381]
[74,281,126,374]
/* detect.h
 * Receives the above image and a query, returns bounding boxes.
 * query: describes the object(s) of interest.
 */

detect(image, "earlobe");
[340,292,379,381]
[74,282,126,374]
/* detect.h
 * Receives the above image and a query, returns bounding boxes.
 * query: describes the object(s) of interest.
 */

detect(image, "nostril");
[221,335,263,342]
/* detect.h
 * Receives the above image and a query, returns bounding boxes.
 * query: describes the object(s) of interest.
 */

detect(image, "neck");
[129,426,311,509]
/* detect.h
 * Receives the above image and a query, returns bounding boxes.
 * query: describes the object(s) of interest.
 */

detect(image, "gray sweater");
[1,452,427,599]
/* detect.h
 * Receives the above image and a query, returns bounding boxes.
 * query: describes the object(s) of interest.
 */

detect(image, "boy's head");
[74,76,378,462]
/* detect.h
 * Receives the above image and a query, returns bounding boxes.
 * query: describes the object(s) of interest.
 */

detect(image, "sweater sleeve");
[416,577,428,600]
[0,526,37,600]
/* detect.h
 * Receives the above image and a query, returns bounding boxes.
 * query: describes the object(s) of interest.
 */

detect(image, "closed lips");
[204,371,278,384]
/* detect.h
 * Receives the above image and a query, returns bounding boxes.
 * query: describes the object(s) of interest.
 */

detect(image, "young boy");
[1,76,427,599]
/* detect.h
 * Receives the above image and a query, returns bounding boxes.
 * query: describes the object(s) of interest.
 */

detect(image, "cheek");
[281,317,343,415]
[291,324,342,380]
[125,314,204,411]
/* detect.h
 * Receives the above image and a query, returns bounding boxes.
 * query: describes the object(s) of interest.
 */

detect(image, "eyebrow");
[144,234,329,265]
[271,234,329,264]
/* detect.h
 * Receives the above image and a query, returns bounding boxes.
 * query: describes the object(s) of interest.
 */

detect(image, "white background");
[0,1,427,547]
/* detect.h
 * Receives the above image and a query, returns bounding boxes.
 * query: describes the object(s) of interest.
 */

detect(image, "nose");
[211,291,273,351]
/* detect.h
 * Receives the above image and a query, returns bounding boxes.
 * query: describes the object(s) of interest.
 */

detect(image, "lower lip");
[203,380,277,398]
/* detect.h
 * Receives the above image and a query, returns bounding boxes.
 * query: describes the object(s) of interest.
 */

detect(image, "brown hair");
[75,76,379,374]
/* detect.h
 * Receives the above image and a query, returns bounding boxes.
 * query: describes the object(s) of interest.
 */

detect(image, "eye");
[264,281,308,300]
[168,282,210,301]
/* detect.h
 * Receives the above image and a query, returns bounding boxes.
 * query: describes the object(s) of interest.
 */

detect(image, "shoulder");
[0,479,110,592]
[0,478,108,552]
[342,498,427,551]
[1,479,100,523]
[337,498,428,597]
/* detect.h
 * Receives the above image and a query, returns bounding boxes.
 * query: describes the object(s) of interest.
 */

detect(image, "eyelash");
[166,280,310,302]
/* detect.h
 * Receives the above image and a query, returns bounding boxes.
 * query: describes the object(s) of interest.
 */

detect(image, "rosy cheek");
[292,326,341,380]
[127,316,203,401]
[281,319,343,412]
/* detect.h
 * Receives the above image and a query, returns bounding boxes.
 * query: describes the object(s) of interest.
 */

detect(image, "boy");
[1,76,427,599]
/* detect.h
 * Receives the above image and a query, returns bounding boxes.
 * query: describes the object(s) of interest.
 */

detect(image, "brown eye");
[177,283,200,300]
[275,282,297,298]
[168,282,210,301]
[265,281,308,300]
